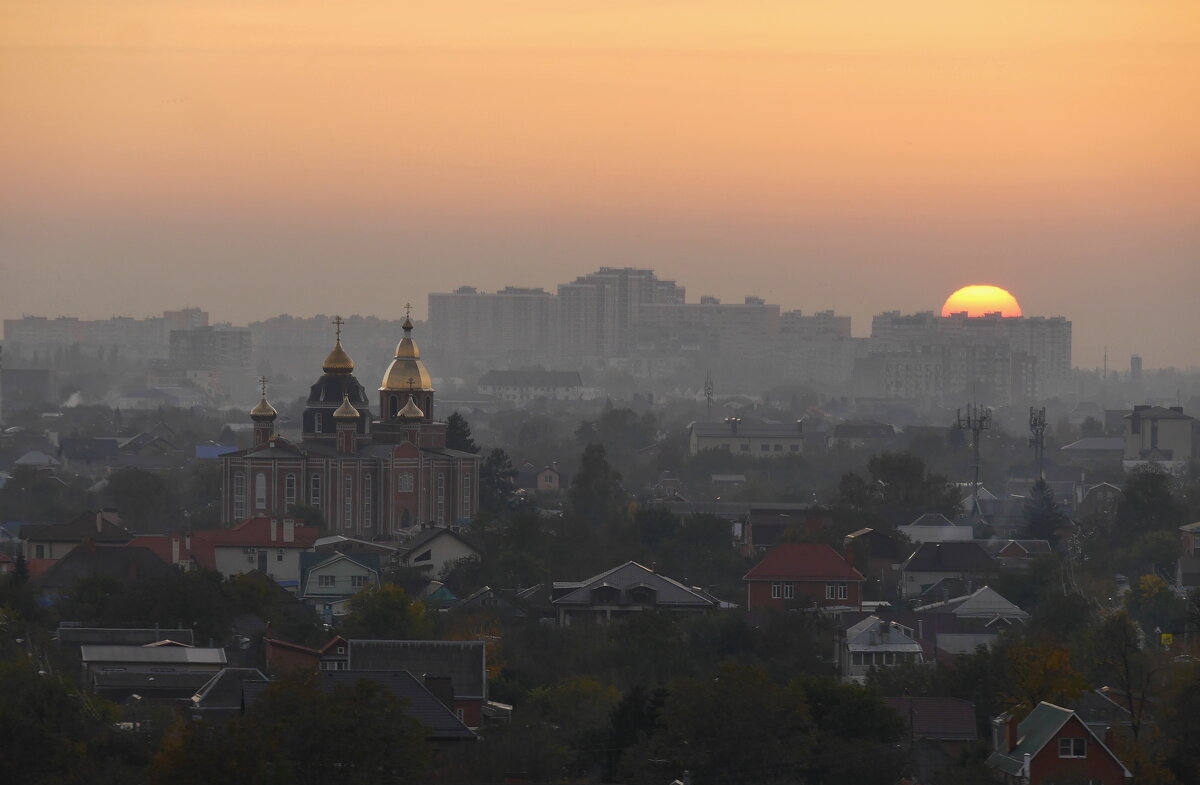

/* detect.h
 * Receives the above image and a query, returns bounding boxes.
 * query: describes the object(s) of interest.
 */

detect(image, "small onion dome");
[322,339,355,375]
[250,396,277,422]
[397,394,425,421]
[332,394,359,421]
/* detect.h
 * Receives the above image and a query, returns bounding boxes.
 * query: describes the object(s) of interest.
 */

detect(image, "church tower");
[378,307,435,423]
[249,377,277,447]
[302,316,371,440]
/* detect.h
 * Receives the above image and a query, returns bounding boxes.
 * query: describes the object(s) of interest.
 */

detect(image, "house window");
[233,472,246,519]
[1058,738,1086,758]
[310,474,321,506]
[436,473,445,525]
[276,549,284,562]
[760,444,770,452]
[318,575,336,588]
[351,575,367,588]
[343,475,353,529]
[774,444,783,451]
[285,474,296,509]
[771,583,782,599]
[740,443,750,451]
[255,472,267,510]
[363,475,372,528]
[397,471,414,492]
[838,584,848,600]
[825,584,836,600]
[35,543,45,559]
[462,475,471,519]
[783,583,795,599]
[790,444,800,452]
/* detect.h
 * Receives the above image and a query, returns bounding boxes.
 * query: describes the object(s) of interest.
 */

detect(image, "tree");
[1119,468,1184,539]
[445,412,479,454]
[339,584,432,640]
[839,452,960,527]
[1125,574,1187,635]
[568,443,626,528]
[478,447,519,516]
[104,467,178,531]
[1005,644,1088,716]
[1087,611,1162,742]
[1023,478,1068,545]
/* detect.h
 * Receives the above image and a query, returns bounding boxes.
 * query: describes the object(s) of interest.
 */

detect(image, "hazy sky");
[3,1,1198,368]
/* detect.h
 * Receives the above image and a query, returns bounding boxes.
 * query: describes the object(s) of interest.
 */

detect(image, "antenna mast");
[1029,406,1047,481]
[957,403,992,500]
[704,371,714,414]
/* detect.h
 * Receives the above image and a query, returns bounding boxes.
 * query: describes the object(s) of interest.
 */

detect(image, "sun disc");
[941,285,1022,318]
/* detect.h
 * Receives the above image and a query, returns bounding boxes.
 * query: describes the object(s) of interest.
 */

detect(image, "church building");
[220,316,480,538]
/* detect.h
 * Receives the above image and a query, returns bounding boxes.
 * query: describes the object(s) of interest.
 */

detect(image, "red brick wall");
[1030,716,1127,785]
[746,579,862,610]
[454,698,483,728]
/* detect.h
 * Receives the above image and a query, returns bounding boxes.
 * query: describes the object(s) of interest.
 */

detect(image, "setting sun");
[941,285,1022,317]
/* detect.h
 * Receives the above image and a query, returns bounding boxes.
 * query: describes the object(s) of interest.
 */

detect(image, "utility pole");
[957,403,992,501]
[1029,406,1047,481]
[704,371,713,415]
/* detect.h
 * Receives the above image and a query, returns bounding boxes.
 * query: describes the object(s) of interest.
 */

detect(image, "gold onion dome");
[398,394,425,421]
[322,339,355,375]
[332,394,359,420]
[250,396,277,422]
[381,318,434,391]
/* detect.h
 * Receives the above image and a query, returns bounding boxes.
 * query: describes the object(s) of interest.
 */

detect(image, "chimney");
[96,512,103,533]
[1006,714,1019,753]
[651,561,658,574]
[1105,726,1116,748]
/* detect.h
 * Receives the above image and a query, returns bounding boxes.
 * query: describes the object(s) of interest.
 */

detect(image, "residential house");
[1060,436,1124,470]
[688,419,806,456]
[344,639,487,727]
[243,670,476,742]
[57,438,122,475]
[883,696,978,783]
[126,532,199,571]
[35,545,178,598]
[186,667,268,722]
[913,585,1029,661]
[515,461,567,493]
[1078,483,1122,521]
[986,702,1131,784]
[477,369,584,403]
[398,526,481,578]
[57,626,195,659]
[838,616,925,683]
[743,506,832,555]
[453,585,527,618]
[189,515,321,584]
[844,527,902,597]
[80,642,226,704]
[898,541,998,599]
[550,561,721,625]
[298,551,381,617]
[897,513,975,544]
[744,543,865,610]
[981,539,1055,568]
[20,509,132,563]
[1123,405,1197,475]
[1178,521,1200,591]
[827,419,895,450]
[963,496,1027,539]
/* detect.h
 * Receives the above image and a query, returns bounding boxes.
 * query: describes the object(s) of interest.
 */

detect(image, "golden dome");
[380,319,434,391]
[250,396,277,422]
[397,394,425,420]
[332,394,359,420]
[322,339,355,374]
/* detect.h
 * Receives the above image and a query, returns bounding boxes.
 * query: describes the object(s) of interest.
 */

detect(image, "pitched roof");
[903,513,959,528]
[986,702,1131,778]
[57,626,195,649]
[913,586,1029,619]
[902,542,996,573]
[80,644,227,665]
[400,527,480,559]
[20,510,132,543]
[881,697,978,742]
[845,616,923,652]
[315,671,477,740]
[743,543,864,582]
[551,561,719,608]
[1061,437,1125,452]
[193,516,320,551]
[346,640,486,699]
[191,667,268,710]
[36,545,178,591]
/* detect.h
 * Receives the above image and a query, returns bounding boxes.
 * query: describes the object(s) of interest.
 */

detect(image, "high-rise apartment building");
[557,267,685,355]
[428,286,556,357]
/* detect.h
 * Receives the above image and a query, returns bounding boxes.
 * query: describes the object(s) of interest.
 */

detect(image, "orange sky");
[2,1,1199,368]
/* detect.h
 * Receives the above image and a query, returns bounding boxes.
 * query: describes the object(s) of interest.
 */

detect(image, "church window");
[255,472,267,511]
[436,473,445,525]
[343,475,352,529]
[313,412,321,433]
[397,471,414,492]
[462,475,471,520]
[310,474,321,506]
[285,474,296,509]
[233,473,246,520]
[363,475,372,528]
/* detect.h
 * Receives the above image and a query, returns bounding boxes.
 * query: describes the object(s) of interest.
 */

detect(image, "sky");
[2,1,1198,369]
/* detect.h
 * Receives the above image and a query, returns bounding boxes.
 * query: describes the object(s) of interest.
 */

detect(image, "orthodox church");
[220,316,480,538]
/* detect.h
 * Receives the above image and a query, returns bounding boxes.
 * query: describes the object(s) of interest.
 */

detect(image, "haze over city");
[4,1,1199,369]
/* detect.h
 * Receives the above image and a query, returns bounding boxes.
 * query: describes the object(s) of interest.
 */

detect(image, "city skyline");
[3,1,1199,369]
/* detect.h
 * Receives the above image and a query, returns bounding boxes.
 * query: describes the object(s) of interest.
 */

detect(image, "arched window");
[363,475,372,528]
[462,475,471,520]
[436,472,445,525]
[285,474,296,509]
[233,472,246,520]
[343,475,353,529]
[310,474,321,506]
[255,472,267,510]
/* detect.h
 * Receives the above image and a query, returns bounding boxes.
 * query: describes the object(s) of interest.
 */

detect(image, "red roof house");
[743,542,865,610]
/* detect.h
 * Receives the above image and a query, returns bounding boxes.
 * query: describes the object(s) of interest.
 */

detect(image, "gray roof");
[691,421,806,439]
[904,513,959,528]
[311,671,476,740]
[1061,436,1125,452]
[347,640,486,699]
[913,586,1029,619]
[191,667,268,710]
[36,546,177,591]
[903,542,996,573]
[552,561,718,609]
[401,527,480,558]
[80,644,227,665]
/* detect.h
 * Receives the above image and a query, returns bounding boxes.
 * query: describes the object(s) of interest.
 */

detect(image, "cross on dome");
[332,315,344,342]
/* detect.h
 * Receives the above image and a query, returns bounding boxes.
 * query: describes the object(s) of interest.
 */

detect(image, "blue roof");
[195,445,238,459]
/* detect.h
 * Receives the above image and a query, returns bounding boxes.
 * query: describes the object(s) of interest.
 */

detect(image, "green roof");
[985,702,1132,778]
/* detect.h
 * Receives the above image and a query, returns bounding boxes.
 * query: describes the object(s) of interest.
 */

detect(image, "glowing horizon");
[941,285,1023,318]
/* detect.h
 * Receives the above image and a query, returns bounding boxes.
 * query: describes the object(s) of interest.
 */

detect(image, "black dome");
[303,373,371,436]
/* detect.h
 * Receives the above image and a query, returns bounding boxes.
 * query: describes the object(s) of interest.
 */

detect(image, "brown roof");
[882,697,978,741]
[743,543,864,582]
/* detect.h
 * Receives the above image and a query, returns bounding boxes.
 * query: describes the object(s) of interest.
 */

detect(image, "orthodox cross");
[259,376,268,398]
[404,303,412,319]
[332,314,344,341]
